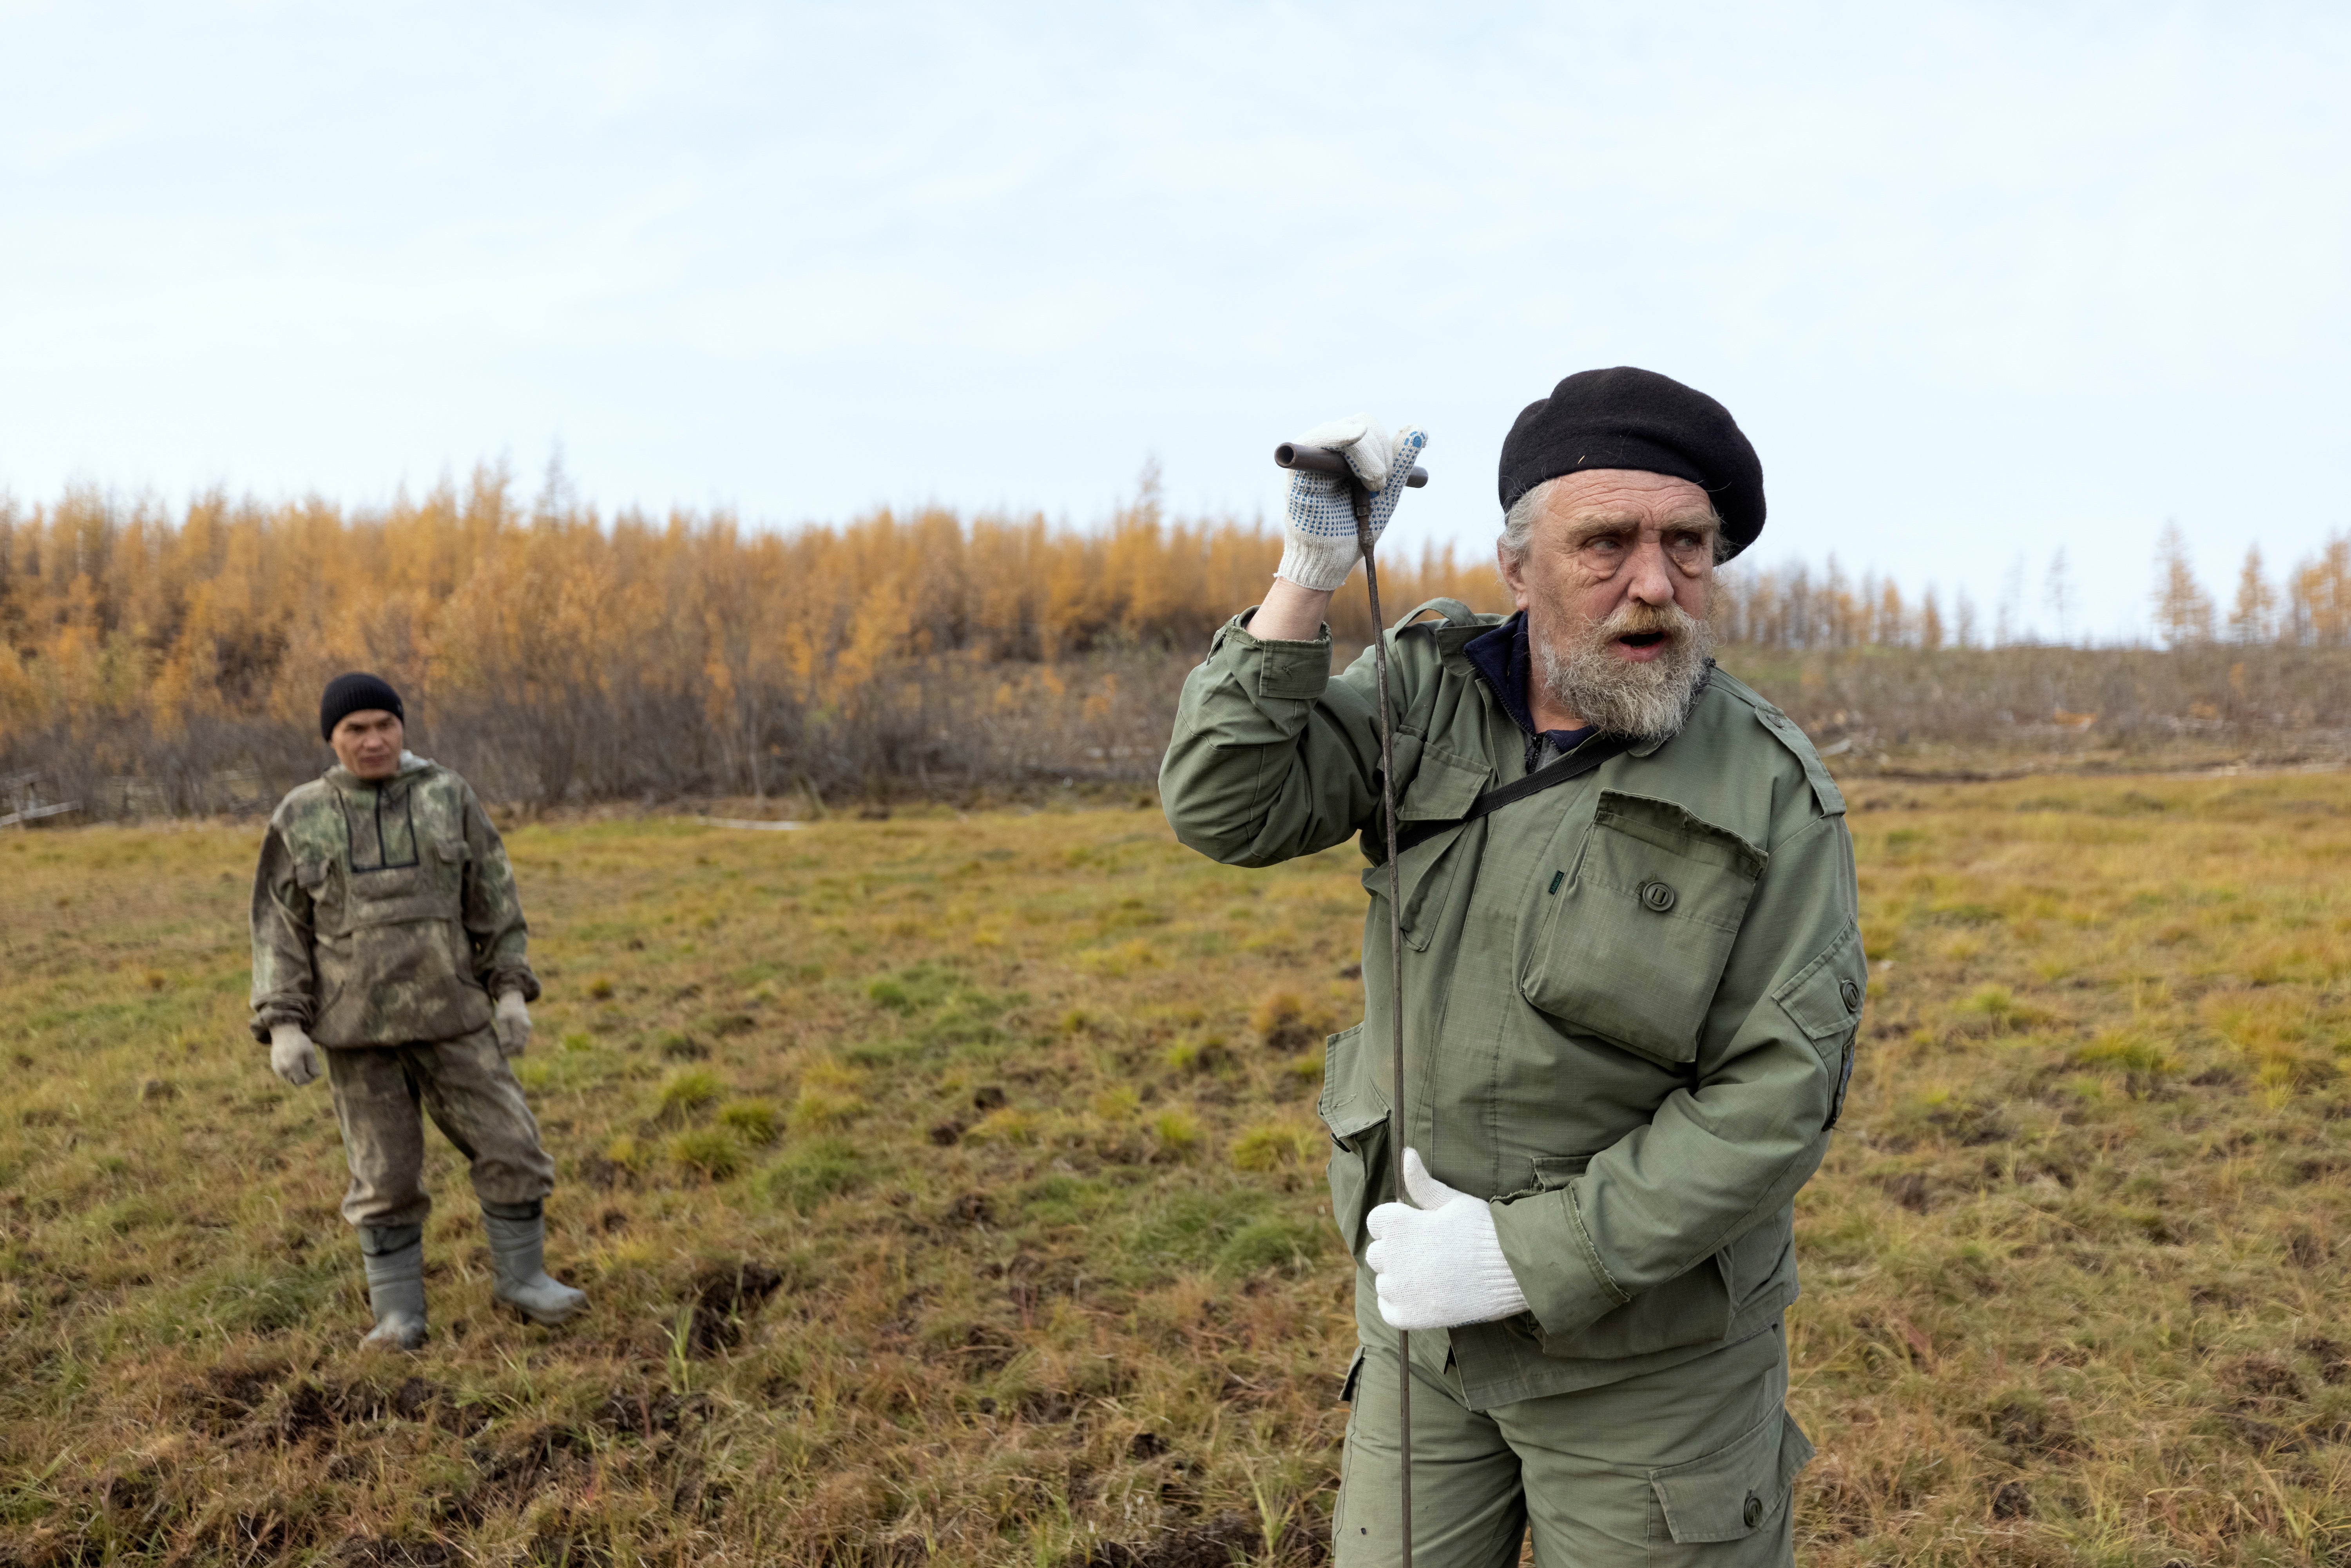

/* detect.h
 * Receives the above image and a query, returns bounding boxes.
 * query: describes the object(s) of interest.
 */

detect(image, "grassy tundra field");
[4,773,2350,1567]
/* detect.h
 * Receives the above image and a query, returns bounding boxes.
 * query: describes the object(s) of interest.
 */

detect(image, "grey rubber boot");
[358,1226,428,1351]
[482,1205,587,1325]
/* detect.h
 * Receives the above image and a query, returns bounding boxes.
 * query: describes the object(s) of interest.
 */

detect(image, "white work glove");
[1276,416,1430,591]
[268,1023,321,1088]
[493,990,533,1057]
[1363,1147,1530,1331]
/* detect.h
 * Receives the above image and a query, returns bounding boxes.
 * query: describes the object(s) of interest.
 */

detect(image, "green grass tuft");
[669,1126,747,1181]
[659,1066,724,1114]
[718,1098,781,1144]
[1214,1215,1325,1276]
[761,1137,868,1209]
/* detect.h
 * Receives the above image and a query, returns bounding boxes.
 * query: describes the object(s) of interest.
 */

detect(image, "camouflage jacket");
[249,754,540,1047]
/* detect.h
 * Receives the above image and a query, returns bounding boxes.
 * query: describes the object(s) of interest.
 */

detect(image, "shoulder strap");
[1384,734,1633,862]
[1391,596,1479,634]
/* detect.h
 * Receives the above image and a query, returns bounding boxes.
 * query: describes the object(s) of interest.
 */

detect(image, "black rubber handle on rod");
[1274,443,1429,487]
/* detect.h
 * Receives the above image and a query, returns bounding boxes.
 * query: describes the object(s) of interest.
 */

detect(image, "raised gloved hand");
[1276,416,1430,591]
[269,1023,321,1088]
[493,990,533,1057]
[1363,1147,1529,1331]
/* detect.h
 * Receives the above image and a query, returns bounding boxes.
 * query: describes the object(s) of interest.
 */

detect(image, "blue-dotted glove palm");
[1276,416,1429,592]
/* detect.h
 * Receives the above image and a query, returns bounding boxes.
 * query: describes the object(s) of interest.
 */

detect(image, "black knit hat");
[1498,367,1766,558]
[320,672,404,742]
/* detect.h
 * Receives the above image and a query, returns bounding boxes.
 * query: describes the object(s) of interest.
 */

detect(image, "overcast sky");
[3,0,2344,641]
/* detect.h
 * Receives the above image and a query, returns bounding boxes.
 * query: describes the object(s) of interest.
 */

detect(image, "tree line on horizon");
[1717,525,2344,652]
[4,471,2347,812]
[0,465,1500,811]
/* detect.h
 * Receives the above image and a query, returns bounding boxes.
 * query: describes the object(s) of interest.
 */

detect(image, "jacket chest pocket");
[1520,790,1766,1068]
[1357,746,1488,952]
[343,836,468,930]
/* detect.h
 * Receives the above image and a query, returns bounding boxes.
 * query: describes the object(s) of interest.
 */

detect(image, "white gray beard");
[1534,613,1716,741]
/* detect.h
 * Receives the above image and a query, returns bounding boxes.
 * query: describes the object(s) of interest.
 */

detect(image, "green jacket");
[249,755,540,1047]
[1161,601,1863,1408]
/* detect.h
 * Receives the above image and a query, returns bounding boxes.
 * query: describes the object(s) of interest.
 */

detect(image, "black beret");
[1498,367,1766,558]
[320,672,404,742]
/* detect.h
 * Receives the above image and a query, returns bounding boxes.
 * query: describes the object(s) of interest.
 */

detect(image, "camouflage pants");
[324,1026,556,1231]
[1333,1322,1811,1568]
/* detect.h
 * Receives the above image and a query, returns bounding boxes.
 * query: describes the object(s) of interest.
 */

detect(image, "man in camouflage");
[1160,372,1864,1566]
[251,672,586,1349]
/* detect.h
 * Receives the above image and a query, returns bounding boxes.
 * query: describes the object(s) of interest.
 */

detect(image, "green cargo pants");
[323,1025,556,1231]
[1333,1323,1811,1568]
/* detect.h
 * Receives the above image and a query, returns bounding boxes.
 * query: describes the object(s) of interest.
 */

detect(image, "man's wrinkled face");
[1497,470,1719,739]
[330,710,404,781]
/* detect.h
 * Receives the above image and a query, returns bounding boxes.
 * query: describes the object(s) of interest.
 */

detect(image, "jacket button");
[1840,978,1862,1012]
[1743,1493,1763,1528]
[1639,880,1677,913]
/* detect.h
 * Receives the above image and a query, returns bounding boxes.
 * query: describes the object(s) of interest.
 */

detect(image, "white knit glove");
[1276,416,1430,591]
[493,990,533,1057]
[268,1023,321,1088]
[1364,1147,1529,1331]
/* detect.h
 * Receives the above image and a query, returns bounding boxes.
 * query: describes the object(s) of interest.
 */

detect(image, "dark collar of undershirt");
[1463,610,1595,769]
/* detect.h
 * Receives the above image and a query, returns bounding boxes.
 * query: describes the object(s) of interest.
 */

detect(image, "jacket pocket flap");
[1773,923,1868,1040]
[342,892,450,926]
[1316,1024,1391,1143]
[1778,1411,1816,1492]
[1528,1153,1592,1189]
[1337,1345,1366,1403]
[1395,746,1487,822]
[1591,791,1766,881]
[1324,1103,1389,1144]
[1316,1025,1393,1258]
[1649,1407,1805,1543]
[435,836,470,862]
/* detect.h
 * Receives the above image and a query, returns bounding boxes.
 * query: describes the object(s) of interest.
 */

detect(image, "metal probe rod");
[1350,474,1414,1568]
[1282,441,1418,1568]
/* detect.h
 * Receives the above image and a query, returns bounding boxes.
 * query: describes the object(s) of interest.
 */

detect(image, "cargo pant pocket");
[1646,1409,1814,1565]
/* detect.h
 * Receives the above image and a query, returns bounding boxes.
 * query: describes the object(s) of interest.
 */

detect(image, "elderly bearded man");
[250,673,587,1349]
[1159,369,1862,1567]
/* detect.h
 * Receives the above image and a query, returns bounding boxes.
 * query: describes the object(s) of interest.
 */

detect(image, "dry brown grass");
[1727,645,2351,775]
[2,773,2349,1565]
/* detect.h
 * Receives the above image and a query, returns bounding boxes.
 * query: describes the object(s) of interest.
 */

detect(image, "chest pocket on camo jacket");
[1520,790,1767,1068]
[310,825,475,1042]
